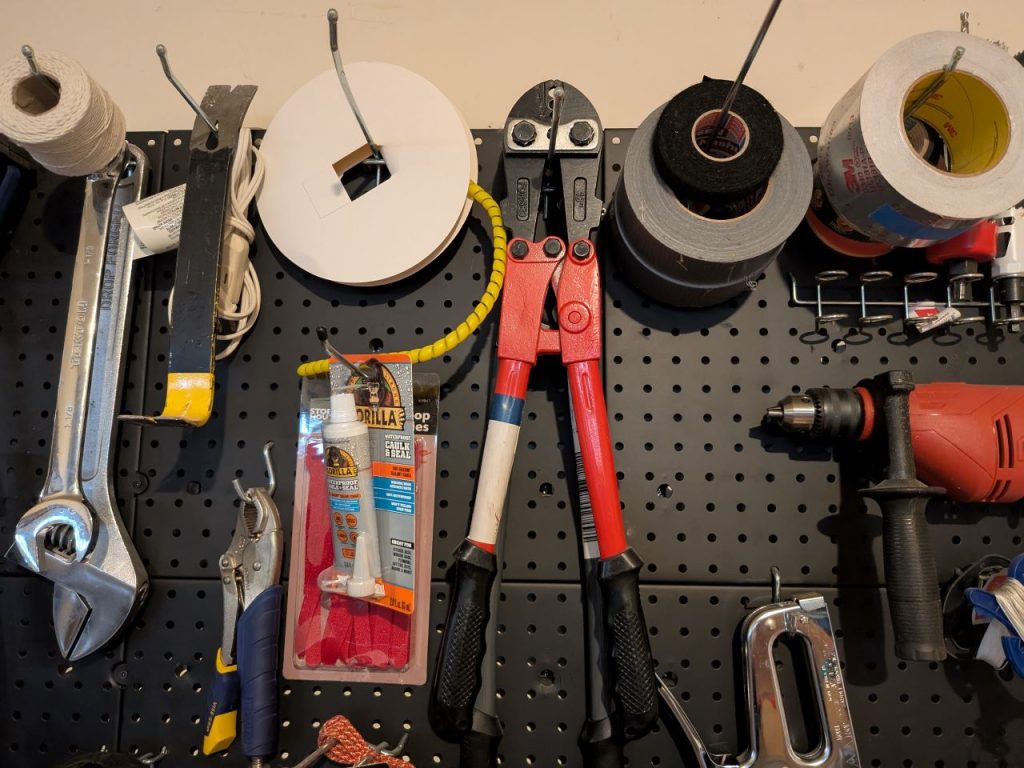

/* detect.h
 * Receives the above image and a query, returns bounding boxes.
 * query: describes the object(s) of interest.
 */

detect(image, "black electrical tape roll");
[653,77,783,206]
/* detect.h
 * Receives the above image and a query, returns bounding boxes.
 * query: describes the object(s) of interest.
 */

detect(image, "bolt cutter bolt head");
[572,241,591,260]
[510,239,530,258]
[512,120,537,146]
[569,120,595,146]
[543,238,563,257]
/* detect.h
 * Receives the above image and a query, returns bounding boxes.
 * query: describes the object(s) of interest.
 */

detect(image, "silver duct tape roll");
[818,31,1024,249]
[610,104,812,308]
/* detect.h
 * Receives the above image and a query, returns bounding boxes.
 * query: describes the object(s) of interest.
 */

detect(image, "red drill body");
[904,384,1024,503]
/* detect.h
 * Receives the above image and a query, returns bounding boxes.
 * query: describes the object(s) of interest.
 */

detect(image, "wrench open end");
[13,498,95,572]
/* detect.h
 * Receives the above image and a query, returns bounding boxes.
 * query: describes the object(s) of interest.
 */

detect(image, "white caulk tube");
[322,390,382,598]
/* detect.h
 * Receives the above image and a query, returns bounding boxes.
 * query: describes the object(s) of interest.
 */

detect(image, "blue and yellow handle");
[202,647,240,755]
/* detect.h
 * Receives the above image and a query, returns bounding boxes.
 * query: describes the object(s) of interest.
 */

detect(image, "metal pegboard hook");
[20,44,60,100]
[316,326,377,382]
[770,565,782,603]
[232,441,276,502]
[327,7,383,163]
[155,44,218,135]
[138,746,169,765]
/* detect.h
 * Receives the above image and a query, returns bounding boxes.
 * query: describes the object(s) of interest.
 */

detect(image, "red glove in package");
[283,369,438,684]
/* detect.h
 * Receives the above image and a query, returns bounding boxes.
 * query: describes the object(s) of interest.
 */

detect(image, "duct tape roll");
[653,78,783,210]
[610,102,812,308]
[0,50,126,177]
[817,31,1024,249]
[257,62,476,286]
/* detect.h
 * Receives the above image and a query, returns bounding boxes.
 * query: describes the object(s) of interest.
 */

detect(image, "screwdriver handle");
[429,540,497,741]
[599,548,658,741]
[202,647,240,755]
[237,584,284,760]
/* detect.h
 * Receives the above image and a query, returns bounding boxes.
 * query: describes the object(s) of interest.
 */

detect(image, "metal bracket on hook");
[155,44,218,136]
[20,44,60,100]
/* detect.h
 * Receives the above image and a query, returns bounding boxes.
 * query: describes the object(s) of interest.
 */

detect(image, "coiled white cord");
[168,128,264,359]
[0,50,125,176]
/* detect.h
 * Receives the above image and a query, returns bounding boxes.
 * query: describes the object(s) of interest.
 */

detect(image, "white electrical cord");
[168,128,264,359]
[216,128,264,359]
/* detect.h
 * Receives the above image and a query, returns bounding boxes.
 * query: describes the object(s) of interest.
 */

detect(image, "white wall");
[3,1,1021,130]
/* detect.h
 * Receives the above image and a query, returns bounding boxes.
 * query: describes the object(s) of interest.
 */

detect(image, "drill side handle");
[868,371,946,662]
[864,483,946,661]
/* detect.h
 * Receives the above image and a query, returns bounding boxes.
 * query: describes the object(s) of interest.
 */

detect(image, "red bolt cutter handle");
[429,239,657,744]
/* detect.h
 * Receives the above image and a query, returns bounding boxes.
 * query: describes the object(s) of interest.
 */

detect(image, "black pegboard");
[1,127,1023,768]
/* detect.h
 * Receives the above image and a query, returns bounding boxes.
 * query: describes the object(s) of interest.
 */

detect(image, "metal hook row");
[790,270,1001,335]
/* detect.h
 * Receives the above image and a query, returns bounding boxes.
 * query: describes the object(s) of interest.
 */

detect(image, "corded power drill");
[764,371,1024,662]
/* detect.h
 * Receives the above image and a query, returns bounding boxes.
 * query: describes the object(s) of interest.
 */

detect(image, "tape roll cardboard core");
[691,110,751,162]
[14,75,59,115]
[903,70,1010,176]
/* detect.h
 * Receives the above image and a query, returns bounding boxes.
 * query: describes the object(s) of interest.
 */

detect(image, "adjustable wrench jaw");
[11,499,95,574]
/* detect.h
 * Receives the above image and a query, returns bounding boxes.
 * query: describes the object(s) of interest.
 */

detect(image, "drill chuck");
[763,387,867,440]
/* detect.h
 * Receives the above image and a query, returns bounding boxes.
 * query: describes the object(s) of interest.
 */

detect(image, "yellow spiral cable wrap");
[296,180,506,377]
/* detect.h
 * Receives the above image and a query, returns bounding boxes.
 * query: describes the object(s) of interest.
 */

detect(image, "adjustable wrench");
[13,148,129,572]
[13,144,151,660]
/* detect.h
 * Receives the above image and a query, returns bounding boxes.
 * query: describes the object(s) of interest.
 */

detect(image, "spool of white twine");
[0,49,125,176]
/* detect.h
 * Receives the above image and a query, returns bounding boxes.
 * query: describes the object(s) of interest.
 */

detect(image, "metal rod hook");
[316,326,375,382]
[232,441,276,502]
[155,44,218,135]
[704,0,784,147]
[20,45,60,100]
[327,8,382,161]
[138,746,169,765]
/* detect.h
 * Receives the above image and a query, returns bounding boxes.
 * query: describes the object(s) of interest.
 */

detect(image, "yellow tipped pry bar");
[121,55,257,428]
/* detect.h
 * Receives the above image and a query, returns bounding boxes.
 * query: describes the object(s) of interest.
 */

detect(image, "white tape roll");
[257,62,476,286]
[818,31,1024,248]
[0,50,125,176]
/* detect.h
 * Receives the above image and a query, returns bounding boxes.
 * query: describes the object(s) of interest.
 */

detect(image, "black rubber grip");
[580,717,625,768]
[459,711,502,768]
[429,540,497,741]
[599,548,658,740]
[879,492,946,661]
